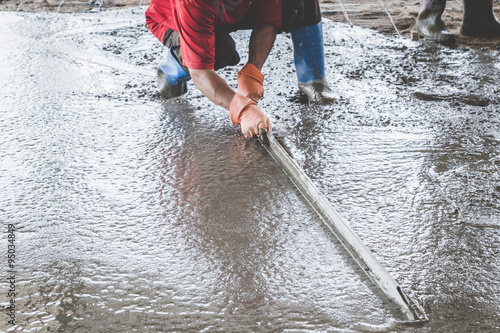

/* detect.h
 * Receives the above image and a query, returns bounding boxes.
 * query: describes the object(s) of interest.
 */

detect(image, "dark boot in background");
[416,0,455,43]
[461,0,500,37]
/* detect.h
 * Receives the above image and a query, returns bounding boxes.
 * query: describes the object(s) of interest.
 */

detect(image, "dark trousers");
[162,0,322,71]
[162,29,240,72]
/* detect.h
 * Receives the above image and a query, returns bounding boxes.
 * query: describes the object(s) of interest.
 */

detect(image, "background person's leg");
[415,0,455,43]
[461,0,500,37]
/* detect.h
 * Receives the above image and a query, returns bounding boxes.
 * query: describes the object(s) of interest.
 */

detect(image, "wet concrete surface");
[1,7,500,333]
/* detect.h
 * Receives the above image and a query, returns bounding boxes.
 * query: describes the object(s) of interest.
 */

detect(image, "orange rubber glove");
[229,94,272,139]
[237,63,264,103]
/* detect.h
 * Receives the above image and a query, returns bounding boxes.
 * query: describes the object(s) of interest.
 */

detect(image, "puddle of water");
[1,8,499,333]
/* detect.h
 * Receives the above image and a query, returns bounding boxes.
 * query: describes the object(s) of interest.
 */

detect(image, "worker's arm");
[190,69,234,110]
[248,25,277,70]
[237,25,277,103]
[189,25,276,138]
[189,25,277,107]
[190,69,272,138]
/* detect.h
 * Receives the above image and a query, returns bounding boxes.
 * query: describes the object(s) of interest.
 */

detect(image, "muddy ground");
[1,0,500,49]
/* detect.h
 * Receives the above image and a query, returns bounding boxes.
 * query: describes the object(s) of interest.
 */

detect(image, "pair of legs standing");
[416,0,500,43]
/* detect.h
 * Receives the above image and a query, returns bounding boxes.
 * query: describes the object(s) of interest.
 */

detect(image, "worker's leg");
[287,0,336,103]
[415,0,455,43]
[213,32,241,70]
[461,0,500,37]
[156,29,190,99]
[156,30,240,99]
[290,23,334,103]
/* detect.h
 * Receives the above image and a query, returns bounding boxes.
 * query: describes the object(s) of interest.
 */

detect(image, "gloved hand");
[229,94,272,139]
[237,63,264,103]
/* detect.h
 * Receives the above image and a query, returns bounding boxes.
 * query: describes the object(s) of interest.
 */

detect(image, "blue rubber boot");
[290,22,336,104]
[157,47,191,99]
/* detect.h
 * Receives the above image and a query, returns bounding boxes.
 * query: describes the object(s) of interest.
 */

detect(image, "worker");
[145,0,334,139]
[415,0,500,43]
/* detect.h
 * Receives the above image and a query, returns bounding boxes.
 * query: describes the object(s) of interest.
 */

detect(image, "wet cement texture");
[1,7,499,333]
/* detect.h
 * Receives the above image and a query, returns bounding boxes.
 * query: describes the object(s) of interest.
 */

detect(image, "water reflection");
[145,101,390,331]
[417,101,500,331]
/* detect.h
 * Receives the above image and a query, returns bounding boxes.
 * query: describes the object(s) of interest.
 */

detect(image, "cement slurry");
[0,7,499,332]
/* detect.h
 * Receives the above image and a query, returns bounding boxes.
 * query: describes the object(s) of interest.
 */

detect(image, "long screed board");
[258,130,427,322]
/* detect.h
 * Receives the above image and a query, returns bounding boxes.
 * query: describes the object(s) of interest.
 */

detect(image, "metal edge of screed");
[258,130,428,322]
